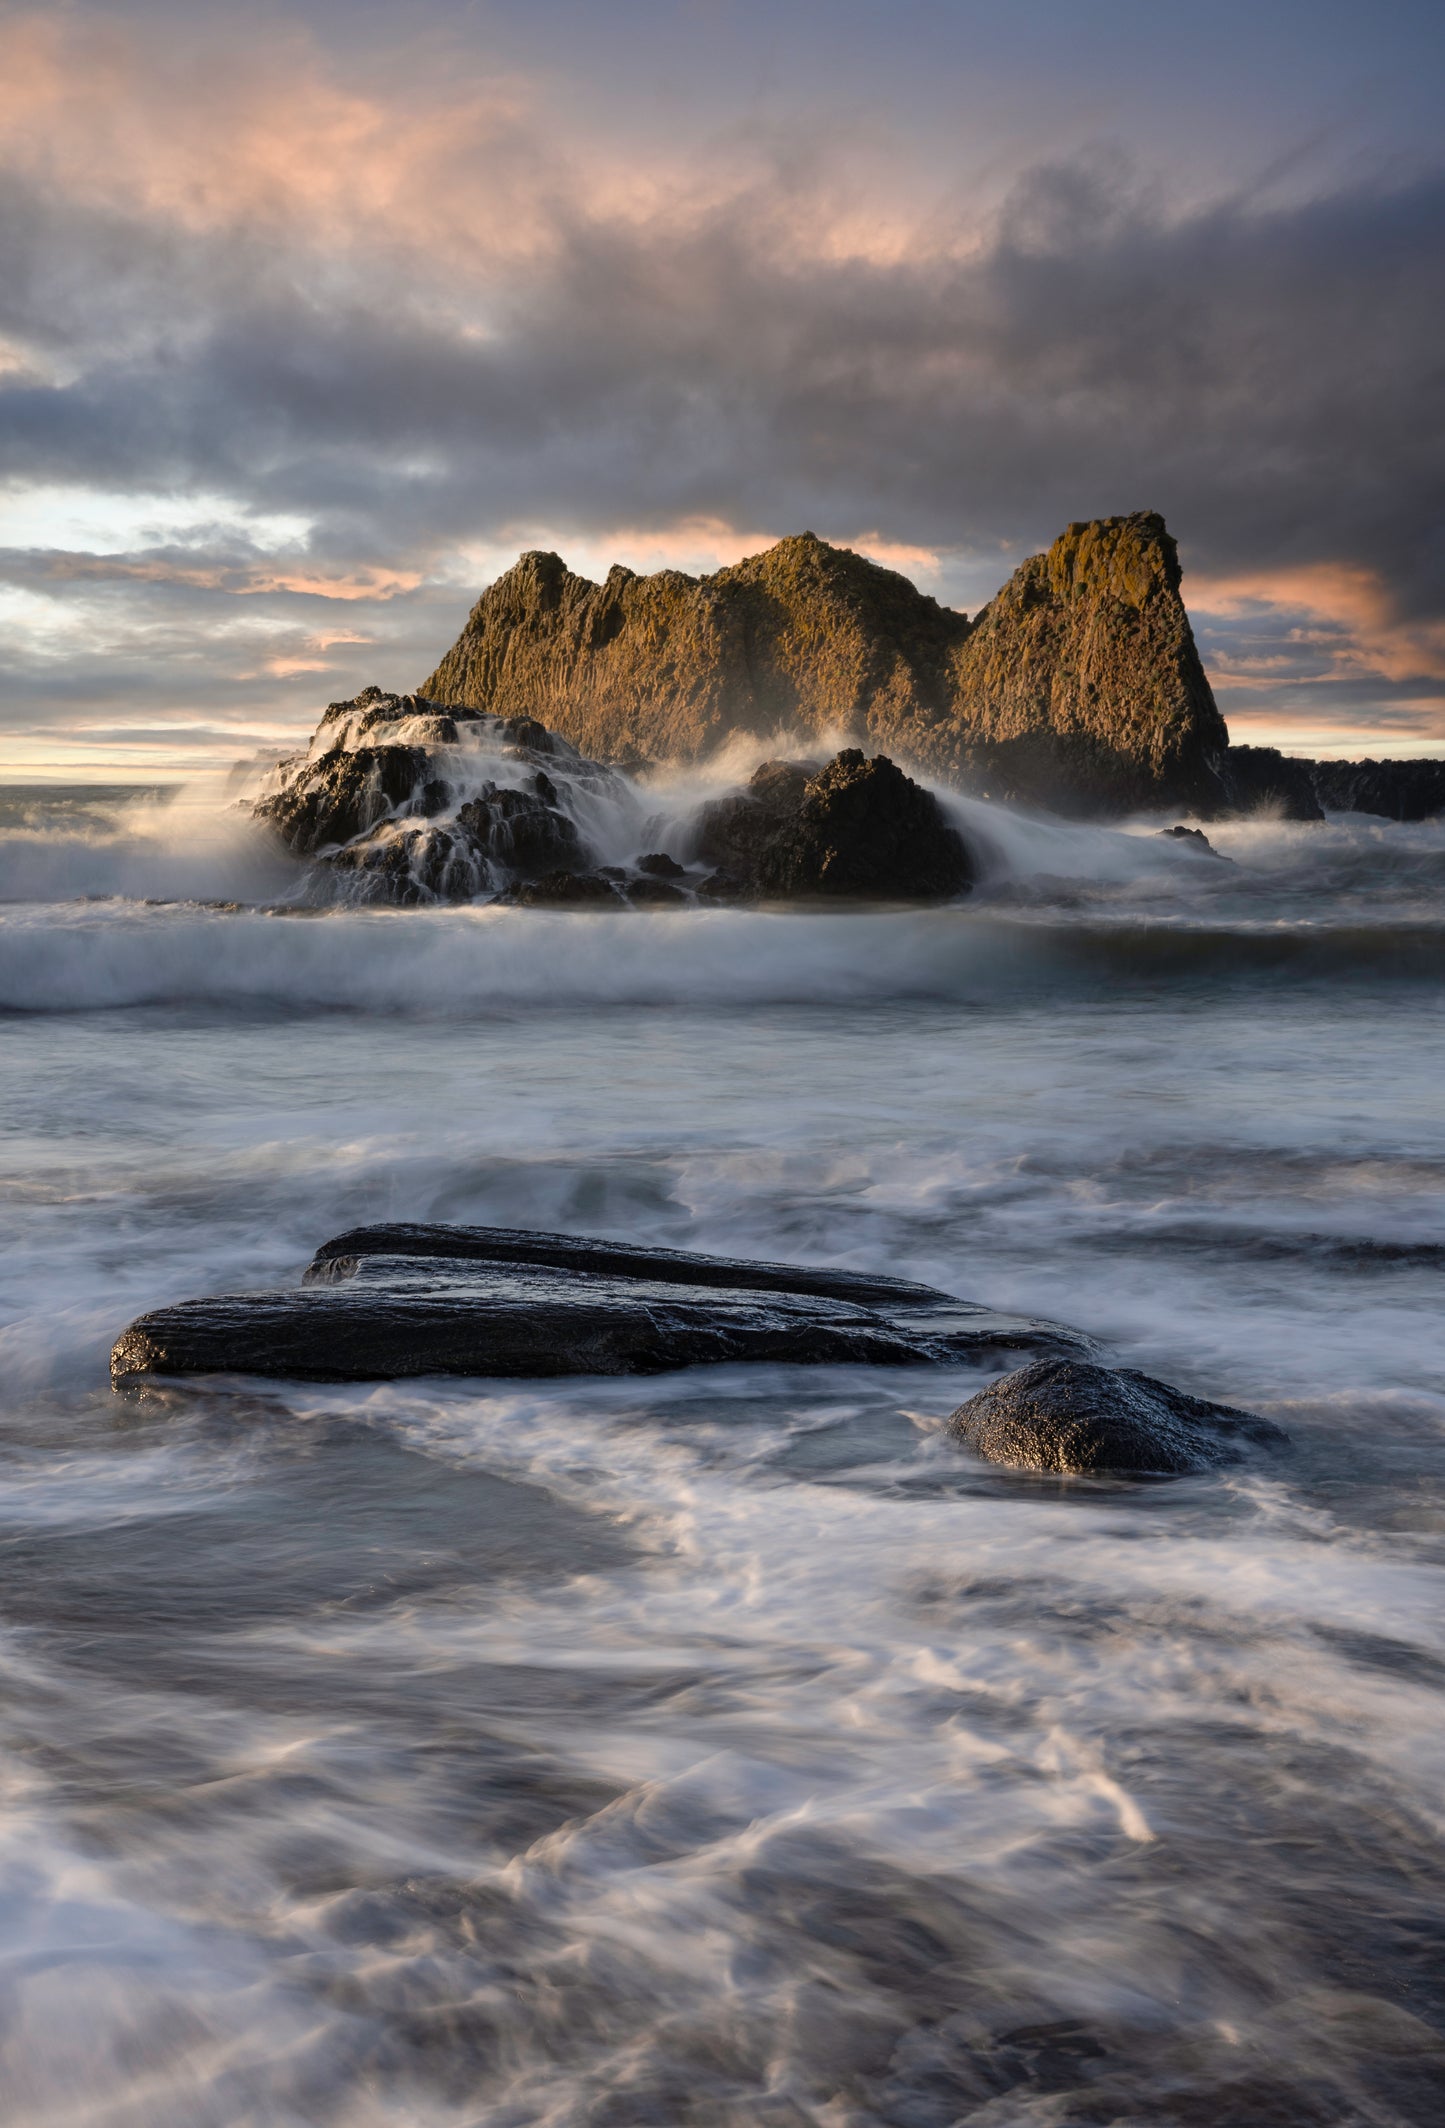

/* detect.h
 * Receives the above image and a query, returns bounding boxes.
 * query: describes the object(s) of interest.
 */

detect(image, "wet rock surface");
[1158,823,1219,852]
[255,742,439,855]
[305,1220,951,1305]
[1310,757,1445,822]
[755,749,973,899]
[254,688,978,909]
[493,869,625,907]
[694,751,971,901]
[111,1224,1089,1384]
[1218,747,1445,823]
[948,1357,1288,1476]
[1220,745,1326,822]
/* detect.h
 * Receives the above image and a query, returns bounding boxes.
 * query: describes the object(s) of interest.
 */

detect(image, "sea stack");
[422,512,1232,817]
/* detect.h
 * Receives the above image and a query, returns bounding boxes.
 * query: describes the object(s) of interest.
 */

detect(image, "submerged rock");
[492,869,624,907]
[111,1223,1090,1385]
[948,1358,1287,1476]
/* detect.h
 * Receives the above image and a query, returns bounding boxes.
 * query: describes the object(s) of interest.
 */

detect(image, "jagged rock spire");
[422,512,1229,814]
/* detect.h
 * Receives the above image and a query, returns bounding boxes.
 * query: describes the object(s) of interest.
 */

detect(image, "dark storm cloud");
[5,155,1442,588]
[1,6,1442,753]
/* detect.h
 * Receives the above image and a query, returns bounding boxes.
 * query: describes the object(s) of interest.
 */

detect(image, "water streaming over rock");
[0,771,1441,2124]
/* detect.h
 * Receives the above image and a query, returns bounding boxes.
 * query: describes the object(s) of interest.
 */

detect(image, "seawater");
[0,780,1442,2125]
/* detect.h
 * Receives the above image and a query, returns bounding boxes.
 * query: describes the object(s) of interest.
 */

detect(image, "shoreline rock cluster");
[111,1221,1286,1478]
[253,690,975,908]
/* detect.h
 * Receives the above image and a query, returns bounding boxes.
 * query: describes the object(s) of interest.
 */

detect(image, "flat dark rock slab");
[948,1357,1288,1476]
[305,1221,953,1309]
[111,1227,1090,1385]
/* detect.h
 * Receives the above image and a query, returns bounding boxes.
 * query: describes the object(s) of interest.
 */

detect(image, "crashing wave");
[250,688,976,908]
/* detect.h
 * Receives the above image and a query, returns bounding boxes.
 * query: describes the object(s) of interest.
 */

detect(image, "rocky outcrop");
[421,515,1232,817]
[948,1358,1287,1476]
[694,751,973,900]
[1216,748,1445,823]
[1219,746,1325,822]
[422,537,970,770]
[253,688,976,908]
[754,750,973,899]
[1309,758,1445,822]
[252,687,624,906]
[111,1223,1090,1385]
[937,515,1231,816]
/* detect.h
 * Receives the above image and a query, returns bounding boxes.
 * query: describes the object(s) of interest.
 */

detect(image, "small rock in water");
[948,1357,1287,1475]
[1158,823,1218,852]
[493,870,624,907]
[626,874,689,906]
[636,851,685,877]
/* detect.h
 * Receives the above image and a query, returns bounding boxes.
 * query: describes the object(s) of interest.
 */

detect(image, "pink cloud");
[1191,562,1445,687]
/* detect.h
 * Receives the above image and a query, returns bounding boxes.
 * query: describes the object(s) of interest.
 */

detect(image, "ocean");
[0,777,1442,2124]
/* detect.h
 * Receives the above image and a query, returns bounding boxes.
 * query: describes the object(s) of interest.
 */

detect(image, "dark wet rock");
[948,1357,1288,1476]
[695,751,971,902]
[1158,823,1220,853]
[492,869,624,907]
[694,759,819,878]
[255,678,985,908]
[454,781,588,879]
[255,743,436,854]
[1221,746,1325,822]
[625,875,689,906]
[1310,757,1445,822]
[112,1276,946,1383]
[306,1220,949,1305]
[316,685,480,745]
[111,1223,1091,1384]
[695,868,747,901]
[755,750,973,900]
[325,821,485,905]
[253,689,624,904]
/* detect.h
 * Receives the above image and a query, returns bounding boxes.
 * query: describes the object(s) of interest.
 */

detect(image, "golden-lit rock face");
[422,511,1232,815]
[938,512,1231,814]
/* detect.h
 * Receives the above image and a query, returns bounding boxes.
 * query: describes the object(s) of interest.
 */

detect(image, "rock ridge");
[422,513,1233,817]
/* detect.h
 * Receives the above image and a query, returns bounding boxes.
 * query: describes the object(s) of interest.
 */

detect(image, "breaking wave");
[1,774,1443,1014]
[1,900,1442,1015]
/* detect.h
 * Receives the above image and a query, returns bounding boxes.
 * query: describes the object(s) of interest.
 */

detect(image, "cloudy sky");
[2,0,1442,779]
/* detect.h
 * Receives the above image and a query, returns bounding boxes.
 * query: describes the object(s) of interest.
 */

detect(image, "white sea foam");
[0,775,1442,2124]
